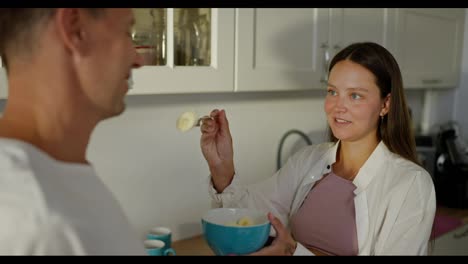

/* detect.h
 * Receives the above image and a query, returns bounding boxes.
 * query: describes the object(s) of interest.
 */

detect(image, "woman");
[199,42,436,255]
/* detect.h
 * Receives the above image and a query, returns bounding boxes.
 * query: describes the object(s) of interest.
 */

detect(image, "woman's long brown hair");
[326,42,419,165]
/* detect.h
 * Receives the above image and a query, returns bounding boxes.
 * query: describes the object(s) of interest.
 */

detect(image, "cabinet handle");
[320,43,330,83]
[422,79,442,84]
[333,44,341,51]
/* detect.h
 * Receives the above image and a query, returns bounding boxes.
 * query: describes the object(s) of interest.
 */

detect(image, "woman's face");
[324,60,389,144]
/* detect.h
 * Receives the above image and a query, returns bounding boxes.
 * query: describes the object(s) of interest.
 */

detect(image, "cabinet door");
[0,58,7,99]
[235,8,329,92]
[394,8,465,89]
[329,8,395,56]
[129,8,235,95]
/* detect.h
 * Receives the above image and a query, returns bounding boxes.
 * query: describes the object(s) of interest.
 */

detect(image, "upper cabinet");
[329,8,396,57]
[129,8,235,95]
[327,8,396,84]
[393,8,465,89]
[235,8,395,92]
[235,8,329,92]
[1,8,464,99]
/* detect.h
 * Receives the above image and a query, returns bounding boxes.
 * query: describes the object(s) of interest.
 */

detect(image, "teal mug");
[144,240,176,256]
[147,227,174,252]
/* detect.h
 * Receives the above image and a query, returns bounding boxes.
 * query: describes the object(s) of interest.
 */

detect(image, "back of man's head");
[0,8,56,71]
[0,8,106,72]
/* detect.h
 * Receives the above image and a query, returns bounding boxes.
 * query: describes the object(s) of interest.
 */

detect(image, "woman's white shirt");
[209,141,436,255]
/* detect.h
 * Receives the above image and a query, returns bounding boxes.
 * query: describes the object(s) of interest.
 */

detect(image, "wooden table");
[172,235,214,256]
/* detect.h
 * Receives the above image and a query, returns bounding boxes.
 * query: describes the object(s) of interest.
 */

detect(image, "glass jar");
[131,8,167,66]
[132,26,157,65]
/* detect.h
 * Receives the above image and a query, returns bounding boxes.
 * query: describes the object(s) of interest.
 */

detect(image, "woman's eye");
[351,93,362,100]
[327,90,337,96]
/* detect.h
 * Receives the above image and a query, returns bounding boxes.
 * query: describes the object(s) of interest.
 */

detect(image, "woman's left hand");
[249,212,297,256]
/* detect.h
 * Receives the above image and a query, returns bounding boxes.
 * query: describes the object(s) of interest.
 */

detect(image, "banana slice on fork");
[176,111,212,132]
[176,111,198,132]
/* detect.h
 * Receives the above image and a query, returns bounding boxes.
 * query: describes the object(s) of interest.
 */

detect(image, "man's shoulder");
[0,140,87,255]
[0,138,47,213]
[0,196,83,255]
[0,137,55,173]
[0,138,37,179]
[0,138,28,165]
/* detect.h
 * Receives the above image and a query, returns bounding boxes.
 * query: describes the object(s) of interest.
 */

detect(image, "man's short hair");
[0,8,105,70]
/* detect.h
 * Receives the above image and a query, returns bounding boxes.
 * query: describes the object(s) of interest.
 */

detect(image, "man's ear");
[54,8,89,56]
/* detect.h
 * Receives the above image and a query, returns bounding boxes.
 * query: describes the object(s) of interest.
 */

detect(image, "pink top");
[290,171,359,255]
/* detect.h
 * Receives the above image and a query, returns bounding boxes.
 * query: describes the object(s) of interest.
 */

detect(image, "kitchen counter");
[432,206,468,255]
[172,235,214,256]
[171,206,468,256]
[433,222,468,255]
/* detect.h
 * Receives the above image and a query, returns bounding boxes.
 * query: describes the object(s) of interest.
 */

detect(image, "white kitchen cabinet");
[235,8,394,92]
[329,8,396,60]
[326,8,396,84]
[394,8,465,89]
[0,58,7,99]
[235,8,329,92]
[129,8,235,95]
[2,9,464,98]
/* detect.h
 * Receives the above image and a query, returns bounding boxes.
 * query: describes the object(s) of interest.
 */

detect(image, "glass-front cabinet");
[129,8,235,95]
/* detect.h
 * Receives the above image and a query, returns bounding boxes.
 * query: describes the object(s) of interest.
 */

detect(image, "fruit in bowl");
[201,208,271,255]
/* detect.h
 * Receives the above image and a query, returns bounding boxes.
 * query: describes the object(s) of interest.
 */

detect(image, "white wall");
[453,9,468,140]
[86,91,329,241]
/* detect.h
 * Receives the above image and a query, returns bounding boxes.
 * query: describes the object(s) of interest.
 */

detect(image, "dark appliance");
[434,123,468,209]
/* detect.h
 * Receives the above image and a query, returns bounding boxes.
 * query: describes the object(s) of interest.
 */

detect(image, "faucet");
[277,129,312,171]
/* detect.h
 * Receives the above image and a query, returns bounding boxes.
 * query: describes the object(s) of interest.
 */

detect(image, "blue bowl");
[201,208,271,255]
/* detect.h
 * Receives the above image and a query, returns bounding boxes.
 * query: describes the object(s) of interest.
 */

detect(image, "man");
[0,8,145,255]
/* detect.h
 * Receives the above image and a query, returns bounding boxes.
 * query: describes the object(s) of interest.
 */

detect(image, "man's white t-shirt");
[0,138,146,255]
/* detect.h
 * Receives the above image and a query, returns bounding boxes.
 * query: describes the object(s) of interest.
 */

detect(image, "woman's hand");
[200,109,235,193]
[249,213,297,256]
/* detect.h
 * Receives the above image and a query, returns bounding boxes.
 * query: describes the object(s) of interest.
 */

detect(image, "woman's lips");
[334,118,351,125]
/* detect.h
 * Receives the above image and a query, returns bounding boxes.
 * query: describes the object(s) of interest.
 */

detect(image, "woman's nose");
[334,96,347,112]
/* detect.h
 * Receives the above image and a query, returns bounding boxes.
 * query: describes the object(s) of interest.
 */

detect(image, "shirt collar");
[353,141,391,194]
[322,140,391,194]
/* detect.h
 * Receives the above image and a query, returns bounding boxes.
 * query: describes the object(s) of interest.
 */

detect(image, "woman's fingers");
[200,118,217,133]
[268,213,286,237]
[201,109,231,137]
